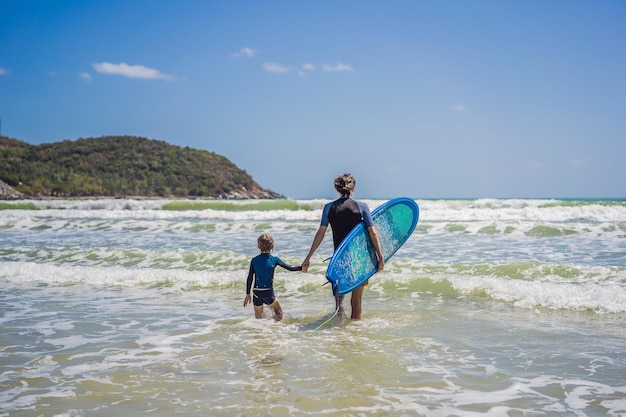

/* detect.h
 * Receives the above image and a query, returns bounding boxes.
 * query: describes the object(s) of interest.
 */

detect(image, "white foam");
[0,260,322,292]
[420,198,626,222]
[2,199,625,245]
[445,271,626,313]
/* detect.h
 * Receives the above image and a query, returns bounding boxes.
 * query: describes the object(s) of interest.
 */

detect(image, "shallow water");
[1,198,625,416]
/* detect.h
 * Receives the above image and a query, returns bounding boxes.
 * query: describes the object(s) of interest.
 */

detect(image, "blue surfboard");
[325,197,419,296]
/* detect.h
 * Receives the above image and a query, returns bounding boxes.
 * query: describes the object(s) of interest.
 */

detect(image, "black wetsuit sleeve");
[276,259,303,272]
[246,262,255,294]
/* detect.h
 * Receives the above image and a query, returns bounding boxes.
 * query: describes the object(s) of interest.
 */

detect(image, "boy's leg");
[269,299,283,321]
[253,304,264,319]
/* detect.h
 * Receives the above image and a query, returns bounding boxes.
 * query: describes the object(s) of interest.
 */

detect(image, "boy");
[243,233,302,321]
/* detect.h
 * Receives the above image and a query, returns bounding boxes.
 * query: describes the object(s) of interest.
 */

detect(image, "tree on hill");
[0,135,282,199]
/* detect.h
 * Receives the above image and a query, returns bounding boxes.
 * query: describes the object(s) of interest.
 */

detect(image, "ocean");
[1,198,625,416]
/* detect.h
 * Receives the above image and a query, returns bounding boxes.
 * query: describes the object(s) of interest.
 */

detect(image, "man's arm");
[367,226,384,272]
[301,225,327,272]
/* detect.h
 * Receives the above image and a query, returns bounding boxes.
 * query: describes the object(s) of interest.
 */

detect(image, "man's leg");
[335,295,345,317]
[350,284,365,320]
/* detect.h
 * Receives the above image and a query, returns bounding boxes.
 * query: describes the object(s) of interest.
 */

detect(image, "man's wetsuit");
[321,196,375,249]
[246,254,302,306]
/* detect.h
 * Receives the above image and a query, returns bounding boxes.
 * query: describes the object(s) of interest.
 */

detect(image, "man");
[301,173,384,319]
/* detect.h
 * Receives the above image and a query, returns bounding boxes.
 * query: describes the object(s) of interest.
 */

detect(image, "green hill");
[0,135,283,199]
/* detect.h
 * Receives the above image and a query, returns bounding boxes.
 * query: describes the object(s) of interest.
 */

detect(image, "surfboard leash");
[312,305,340,332]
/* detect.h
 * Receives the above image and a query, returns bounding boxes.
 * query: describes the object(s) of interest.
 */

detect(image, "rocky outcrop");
[223,187,283,199]
[0,179,23,199]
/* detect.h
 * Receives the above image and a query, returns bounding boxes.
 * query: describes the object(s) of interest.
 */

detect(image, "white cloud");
[299,63,316,77]
[322,63,354,72]
[92,62,172,80]
[0,67,9,75]
[79,72,92,82]
[233,47,257,58]
[262,62,289,73]
[452,105,466,111]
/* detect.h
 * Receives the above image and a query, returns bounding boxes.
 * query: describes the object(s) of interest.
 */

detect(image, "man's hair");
[334,173,356,196]
[257,233,274,253]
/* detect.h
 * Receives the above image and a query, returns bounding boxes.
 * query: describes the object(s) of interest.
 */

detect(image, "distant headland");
[0,135,283,200]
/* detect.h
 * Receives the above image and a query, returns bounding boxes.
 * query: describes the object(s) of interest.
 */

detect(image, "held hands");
[301,259,310,273]
[243,294,251,307]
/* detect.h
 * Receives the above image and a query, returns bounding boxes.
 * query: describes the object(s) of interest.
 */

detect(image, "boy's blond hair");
[257,233,274,253]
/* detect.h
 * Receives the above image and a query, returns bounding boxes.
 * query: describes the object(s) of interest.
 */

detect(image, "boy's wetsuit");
[246,254,301,306]
[321,196,375,249]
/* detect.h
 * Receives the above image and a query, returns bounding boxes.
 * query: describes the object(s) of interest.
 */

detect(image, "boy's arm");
[243,262,254,307]
[276,259,303,272]
[245,263,255,294]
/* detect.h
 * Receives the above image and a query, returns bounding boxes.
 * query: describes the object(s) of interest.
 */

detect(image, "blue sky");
[1,0,625,199]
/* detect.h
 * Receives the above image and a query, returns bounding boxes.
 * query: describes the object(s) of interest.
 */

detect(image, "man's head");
[334,173,356,197]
